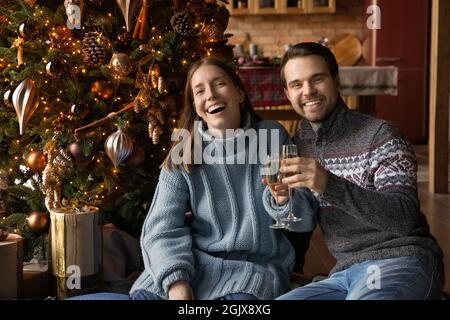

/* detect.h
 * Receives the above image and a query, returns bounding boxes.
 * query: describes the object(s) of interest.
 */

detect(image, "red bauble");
[68,142,93,166]
[125,145,145,166]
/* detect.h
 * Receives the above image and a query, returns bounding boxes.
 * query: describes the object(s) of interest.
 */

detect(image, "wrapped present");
[50,206,101,299]
[0,234,23,299]
[22,261,50,299]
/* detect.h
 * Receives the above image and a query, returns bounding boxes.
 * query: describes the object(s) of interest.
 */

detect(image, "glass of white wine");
[263,155,287,229]
[281,144,302,223]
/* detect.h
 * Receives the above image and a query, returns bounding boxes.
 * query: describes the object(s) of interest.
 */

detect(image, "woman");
[71,58,317,300]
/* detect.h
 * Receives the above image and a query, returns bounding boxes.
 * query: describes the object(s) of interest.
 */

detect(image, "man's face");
[283,56,339,128]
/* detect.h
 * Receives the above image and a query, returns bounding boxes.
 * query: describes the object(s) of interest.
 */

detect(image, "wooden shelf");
[227,0,336,15]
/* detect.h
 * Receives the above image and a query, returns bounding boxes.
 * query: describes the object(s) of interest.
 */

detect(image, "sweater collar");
[197,110,252,142]
[299,97,349,140]
[196,111,253,162]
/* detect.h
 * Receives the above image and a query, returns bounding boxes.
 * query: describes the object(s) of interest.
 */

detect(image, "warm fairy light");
[59,90,63,94]
[115,186,118,190]
[102,132,106,136]
[102,196,105,199]
[70,181,73,184]
[9,168,13,172]
[84,192,88,195]
[45,80,48,84]
[82,69,86,73]
[95,195,99,199]
[182,60,187,65]
[162,148,166,152]
[101,185,104,188]
[14,156,18,160]
[56,98,60,102]
[45,129,50,133]
[97,159,100,163]
[16,140,20,144]
[108,13,112,17]
[113,169,118,174]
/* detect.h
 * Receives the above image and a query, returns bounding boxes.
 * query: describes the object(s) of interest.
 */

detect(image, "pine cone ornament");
[149,108,165,125]
[202,20,225,42]
[152,125,163,145]
[170,11,196,36]
[82,31,108,69]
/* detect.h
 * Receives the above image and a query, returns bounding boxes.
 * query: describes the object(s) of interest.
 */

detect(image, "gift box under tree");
[50,205,102,299]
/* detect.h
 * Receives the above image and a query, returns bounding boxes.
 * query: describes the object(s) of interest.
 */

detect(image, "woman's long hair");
[162,58,261,172]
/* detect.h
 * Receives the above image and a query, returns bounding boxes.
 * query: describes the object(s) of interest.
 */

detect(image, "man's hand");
[261,178,289,205]
[280,157,328,194]
[168,280,194,300]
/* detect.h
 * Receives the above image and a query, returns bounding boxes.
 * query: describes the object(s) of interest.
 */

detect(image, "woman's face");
[190,64,244,137]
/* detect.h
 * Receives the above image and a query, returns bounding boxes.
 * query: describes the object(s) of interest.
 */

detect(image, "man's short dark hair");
[280,42,339,88]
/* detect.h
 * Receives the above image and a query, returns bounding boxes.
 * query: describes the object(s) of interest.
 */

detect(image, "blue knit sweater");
[130,119,316,300]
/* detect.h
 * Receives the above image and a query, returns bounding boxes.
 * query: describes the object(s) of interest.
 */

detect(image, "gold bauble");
[26,151,47,173]
[109,53,133,77]
[26,211,49,232]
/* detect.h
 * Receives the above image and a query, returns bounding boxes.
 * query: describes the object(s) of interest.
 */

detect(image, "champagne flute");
[281,144,302,223]
[263,155,287,229]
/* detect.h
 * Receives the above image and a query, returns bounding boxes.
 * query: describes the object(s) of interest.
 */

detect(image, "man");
[273,42,444,300]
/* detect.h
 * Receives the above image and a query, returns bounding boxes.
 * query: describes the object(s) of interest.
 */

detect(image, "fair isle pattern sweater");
[130,120,316,300]
[294,99,443,277]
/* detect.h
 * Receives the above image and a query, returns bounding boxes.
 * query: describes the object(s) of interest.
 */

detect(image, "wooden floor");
[414,144,450,293]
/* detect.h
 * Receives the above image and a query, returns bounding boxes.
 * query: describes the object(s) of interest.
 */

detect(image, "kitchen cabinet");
[227,0,335,15]
[365,0,430,143]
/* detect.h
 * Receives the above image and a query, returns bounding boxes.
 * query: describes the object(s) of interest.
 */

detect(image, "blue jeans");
[277,256,443,300]
[68,290,258,300]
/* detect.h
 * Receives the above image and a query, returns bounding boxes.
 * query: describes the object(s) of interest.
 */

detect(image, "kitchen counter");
[238,65,398,107]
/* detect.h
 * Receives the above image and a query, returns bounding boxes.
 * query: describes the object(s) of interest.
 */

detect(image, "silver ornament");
[104,128,134,167]
[3,86,15,108]
[117,0,141,32]
[12,78,39,135]
[109,53,133,77]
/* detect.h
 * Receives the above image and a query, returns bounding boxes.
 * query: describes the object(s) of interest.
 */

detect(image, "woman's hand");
[168,280,195,300]
[261,178,289,206]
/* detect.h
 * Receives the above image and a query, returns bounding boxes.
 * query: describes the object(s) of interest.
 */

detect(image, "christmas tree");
[0,0,233,260]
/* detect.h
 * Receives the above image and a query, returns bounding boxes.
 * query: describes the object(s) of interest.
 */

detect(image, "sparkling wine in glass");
[281,144,302,223]
[263,155,287,229]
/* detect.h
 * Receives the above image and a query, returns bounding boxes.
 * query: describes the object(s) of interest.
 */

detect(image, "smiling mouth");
[207,104,226,114]
[302,98,323,107]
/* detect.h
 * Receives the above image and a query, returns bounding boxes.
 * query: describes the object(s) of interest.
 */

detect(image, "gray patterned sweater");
[293,98,443,279]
